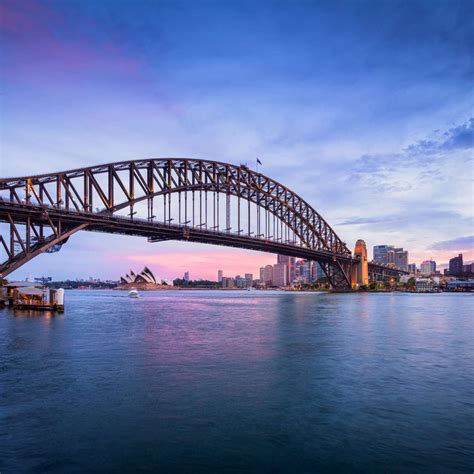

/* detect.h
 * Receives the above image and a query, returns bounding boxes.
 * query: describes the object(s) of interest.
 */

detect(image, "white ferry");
[128,288,139,298]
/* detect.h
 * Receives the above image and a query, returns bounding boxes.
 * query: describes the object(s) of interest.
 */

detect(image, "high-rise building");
[184,271,190,281]
[263,265,274,287]
[393,249,408,271]
[420,260,436,275]
[218,270,223,283]
[273,263,287,287]
[374,245,408,271]
[277,255,296,284]
[408,263,417,274]
[259,267,265,283]
[244,273,253,288]
[449,254,463,275]
[373,245,394,264]
[297,260,312,283]
[312,262,324,282]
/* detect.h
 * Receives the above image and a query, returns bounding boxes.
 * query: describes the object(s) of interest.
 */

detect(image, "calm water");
[0,290,473,473]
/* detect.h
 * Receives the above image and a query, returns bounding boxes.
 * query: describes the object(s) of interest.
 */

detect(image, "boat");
[128,288,139,298]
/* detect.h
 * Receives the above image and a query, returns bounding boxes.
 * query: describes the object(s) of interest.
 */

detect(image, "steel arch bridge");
[0,158,404,289]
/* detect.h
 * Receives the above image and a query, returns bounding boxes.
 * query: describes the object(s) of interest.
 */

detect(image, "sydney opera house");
[118,267,164,290]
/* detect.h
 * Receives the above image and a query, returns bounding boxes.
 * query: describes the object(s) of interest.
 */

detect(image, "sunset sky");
[1,0,473,281]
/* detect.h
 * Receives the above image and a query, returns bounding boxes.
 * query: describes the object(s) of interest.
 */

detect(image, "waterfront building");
[273,263,287,287]
[420,260,436,275]
[184,271,190,282]
[218,270,223,283]
[118,267,162,289]
[234,275,246,288]
[277,255,296,284]
[415,278,436,292]
[244,273,253,288]
[447,278,474,291]
[449,254,463,275]
[408,263,417,274]
[221,277,235,288]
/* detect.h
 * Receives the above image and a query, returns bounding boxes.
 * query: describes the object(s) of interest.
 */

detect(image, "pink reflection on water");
[139,293,280,365]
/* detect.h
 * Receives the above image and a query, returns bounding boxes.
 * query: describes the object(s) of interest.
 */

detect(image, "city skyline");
[2,0,473,280]
[15,248,473,283]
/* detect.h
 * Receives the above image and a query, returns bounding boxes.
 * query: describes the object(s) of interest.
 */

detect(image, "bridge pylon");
[351,239,369,289]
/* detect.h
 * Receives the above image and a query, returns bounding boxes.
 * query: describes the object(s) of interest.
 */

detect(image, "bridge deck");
[0,201,354,265]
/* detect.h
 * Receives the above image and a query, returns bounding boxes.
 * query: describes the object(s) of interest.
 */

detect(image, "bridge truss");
[0,158,401,289]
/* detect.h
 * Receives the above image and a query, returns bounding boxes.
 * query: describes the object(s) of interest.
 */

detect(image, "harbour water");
[1,290,473,473]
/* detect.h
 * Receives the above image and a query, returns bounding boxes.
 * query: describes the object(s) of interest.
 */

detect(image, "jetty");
[1,282,64,312]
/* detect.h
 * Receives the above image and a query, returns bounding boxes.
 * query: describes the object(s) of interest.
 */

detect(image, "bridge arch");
[0,158,353,288]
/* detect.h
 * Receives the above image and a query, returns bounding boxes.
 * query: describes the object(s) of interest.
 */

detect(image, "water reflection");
[0,290,472,473]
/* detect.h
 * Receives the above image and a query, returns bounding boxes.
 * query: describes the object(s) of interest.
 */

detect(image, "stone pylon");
[352,239,369,288]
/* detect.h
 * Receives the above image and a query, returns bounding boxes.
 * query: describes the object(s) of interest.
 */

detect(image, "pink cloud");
[410,249,474,267]
[114,248,275,280]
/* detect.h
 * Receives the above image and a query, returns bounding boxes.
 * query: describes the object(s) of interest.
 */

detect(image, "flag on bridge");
[256,158,262,165]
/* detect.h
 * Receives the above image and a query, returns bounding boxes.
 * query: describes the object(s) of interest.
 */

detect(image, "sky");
[1,0,473,281]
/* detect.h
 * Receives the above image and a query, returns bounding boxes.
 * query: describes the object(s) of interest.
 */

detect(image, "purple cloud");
[405,117,474,155]
[429,235,474,251]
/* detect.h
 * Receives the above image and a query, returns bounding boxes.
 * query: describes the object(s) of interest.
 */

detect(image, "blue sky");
[1,0,473,280]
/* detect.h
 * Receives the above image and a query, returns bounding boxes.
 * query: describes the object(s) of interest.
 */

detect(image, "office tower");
[408,263,417,274]
[218,270,223,283]
[373,245,395,264]
[277,255,296,284]
[449,254,463,275]
[420,260,436,275]
[272,263,287,287]
[374,245,408,271]
[393,249,408,271]
[312,262,324,282]
[263,265,274,287]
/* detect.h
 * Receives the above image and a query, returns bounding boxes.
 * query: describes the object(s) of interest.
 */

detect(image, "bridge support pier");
[351,239,369,289]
